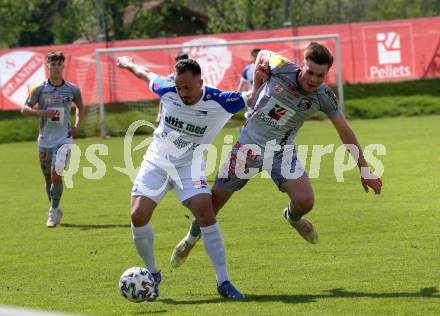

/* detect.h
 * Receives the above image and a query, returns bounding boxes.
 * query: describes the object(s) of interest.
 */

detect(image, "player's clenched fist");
[116,56,134,68]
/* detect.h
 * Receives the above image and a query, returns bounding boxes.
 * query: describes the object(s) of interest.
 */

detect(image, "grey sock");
[46,184,51,202]
[189,219,201,238]
[50,184,63,208]
[287,206,302,222]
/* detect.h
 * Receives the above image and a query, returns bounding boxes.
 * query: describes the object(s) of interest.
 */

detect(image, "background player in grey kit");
[21,51,84,228]
[171,42,383,270]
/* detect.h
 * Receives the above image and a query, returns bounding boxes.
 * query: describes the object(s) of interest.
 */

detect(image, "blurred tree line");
[0,0,439,48]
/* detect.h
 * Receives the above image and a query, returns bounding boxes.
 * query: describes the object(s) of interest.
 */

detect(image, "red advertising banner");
[1,16,439,110]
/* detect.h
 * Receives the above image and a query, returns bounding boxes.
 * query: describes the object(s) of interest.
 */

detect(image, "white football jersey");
[146,75,245,167]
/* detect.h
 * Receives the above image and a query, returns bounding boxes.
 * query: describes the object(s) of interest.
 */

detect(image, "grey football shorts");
[214,142,306,192]
[38,144,71,175]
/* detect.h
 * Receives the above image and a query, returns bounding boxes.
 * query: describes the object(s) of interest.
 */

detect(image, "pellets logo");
[0,51,46,106]
[363,25,415,81]
[377,32,401,64]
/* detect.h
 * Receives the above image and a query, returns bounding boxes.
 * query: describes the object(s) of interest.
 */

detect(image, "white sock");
[131,223,159,273]
[200,223,229,285]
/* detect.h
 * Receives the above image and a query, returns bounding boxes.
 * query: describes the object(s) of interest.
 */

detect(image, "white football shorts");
[131,159,211,204]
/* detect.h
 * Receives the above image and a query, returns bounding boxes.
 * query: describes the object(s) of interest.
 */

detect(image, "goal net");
[94,34,343,137]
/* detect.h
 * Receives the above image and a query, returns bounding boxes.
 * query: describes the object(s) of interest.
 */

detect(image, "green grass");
[1,116,440,315]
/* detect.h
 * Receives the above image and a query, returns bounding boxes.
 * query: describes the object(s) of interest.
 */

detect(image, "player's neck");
[196,89,203,103]
[49,76,63,86]
[186,89,204,106]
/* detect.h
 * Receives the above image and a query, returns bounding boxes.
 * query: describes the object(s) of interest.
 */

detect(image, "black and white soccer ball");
[119,267,155,303]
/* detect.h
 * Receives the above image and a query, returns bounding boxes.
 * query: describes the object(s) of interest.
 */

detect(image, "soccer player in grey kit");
[171,42,383,268]
[21,51,84,228]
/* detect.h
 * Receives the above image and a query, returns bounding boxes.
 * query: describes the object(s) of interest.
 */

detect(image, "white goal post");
[95,34,343,138]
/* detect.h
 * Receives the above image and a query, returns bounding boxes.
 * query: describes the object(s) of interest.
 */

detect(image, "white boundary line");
[0,306,87,316]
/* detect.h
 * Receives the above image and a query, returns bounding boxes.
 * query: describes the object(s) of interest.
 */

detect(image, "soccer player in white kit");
[21,51,84,228]
[171,43,383,271]
[116,56,245,300]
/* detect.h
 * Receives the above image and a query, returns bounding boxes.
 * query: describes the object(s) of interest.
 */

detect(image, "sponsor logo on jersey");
[256,96,297,128]
[274,128,296,159]
[324,88,338,105]
[226,96,241,102]
[274,84,283,94]
[298,98,312,111]
[164,115,207,135]
[267,104,287,121]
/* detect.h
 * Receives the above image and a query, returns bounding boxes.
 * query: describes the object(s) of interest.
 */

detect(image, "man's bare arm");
[331,113,383,194]
[116,56,157,83]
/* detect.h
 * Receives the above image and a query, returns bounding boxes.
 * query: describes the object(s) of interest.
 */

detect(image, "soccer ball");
[119,267,155,303]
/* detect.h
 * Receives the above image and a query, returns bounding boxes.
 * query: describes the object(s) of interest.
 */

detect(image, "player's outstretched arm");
[116,56,157,83]
[246,50,272,105]
[330,113,383,195]
[252,50,272,91]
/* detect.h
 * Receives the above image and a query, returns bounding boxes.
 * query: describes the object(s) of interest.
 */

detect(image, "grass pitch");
[0,115,439,315]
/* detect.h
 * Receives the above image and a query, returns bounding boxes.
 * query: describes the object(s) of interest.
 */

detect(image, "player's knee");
[131,208,146,226]
[51,168,62,184]
[195,210,216,227]
[44,173,52,184]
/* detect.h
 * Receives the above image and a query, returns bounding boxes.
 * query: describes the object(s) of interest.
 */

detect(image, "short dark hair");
[251,48,261,58]
[304,42,333,67]
[175,51,189,62]
[175,59,201,77]
[47,51,65,63]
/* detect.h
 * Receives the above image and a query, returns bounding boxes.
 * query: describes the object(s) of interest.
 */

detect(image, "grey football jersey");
[25,80,82,148]
[239,56,340,159]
